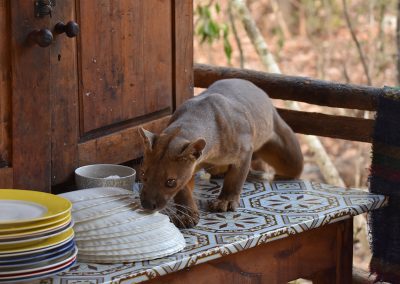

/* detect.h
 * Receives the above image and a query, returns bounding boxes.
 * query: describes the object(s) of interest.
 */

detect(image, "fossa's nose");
[140,198,157,211]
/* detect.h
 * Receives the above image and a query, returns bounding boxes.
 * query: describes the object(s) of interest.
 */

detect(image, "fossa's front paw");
[171,211,199,229]
[209,199,239,212]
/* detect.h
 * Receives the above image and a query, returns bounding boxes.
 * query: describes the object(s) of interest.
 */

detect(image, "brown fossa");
[139,79,303,228]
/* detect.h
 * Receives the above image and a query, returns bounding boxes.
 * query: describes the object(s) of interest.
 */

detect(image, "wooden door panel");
[10,0,52,191]
[50,0,79,184]
[0,0,11,169]
[142,0,173,116]
[78,0,172,134]
[78,116,170,166]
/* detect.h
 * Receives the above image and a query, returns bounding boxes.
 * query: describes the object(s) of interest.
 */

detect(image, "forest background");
[193,0,399,273]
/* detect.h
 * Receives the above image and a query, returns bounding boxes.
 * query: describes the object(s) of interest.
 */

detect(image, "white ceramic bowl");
[75,164,136,191]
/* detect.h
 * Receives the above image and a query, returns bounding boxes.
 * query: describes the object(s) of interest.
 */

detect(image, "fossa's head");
[138,127,206,211]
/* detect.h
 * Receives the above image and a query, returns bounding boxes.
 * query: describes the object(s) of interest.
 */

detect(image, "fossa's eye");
[165,179,177,188]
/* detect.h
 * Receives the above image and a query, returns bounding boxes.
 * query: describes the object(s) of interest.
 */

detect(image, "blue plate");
[0,258,77,283]
[0,242,75,270]
[0,238,75,264]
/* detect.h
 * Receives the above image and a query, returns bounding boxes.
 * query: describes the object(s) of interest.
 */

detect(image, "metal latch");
[34,0,56,18]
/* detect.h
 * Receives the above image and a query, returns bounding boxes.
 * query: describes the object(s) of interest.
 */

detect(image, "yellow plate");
[0,223,73,250]
[0,215,72,239]
[0,228,74,255]
[0,211,70,233]
[0,189,72,225]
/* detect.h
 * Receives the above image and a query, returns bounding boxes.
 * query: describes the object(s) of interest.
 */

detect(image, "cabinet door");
[10,0,193,192]
[78,1,172,134]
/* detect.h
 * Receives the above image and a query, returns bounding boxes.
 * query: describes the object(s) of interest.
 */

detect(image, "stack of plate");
[0,189,77,283]
[60,187,186,263]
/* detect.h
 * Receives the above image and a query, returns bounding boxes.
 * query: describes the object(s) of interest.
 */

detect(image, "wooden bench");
[45,64,388,284]
[47,178,385,284]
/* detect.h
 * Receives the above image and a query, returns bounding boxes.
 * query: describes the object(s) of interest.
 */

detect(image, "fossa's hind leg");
[255,134,303,180]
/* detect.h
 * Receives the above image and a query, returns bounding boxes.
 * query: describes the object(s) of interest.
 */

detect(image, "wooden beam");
[194,64,382,111]
[277,109,374,143]
[78,116,170,166]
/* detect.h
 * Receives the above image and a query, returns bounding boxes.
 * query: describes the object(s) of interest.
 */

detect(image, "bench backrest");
[193,63,382,143]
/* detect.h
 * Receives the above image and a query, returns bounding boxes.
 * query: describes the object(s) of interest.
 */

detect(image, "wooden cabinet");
[0,0,193,192]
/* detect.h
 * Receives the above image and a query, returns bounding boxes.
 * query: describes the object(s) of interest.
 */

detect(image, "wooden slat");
[0,0,11,167]
[144,219,353,284]
[0,167,13,188]
[277,109,374,143]
[11,1,52,192]
[143,0,173,115]
[172,0,194,109]
[194,64,382,111]
[50,0,79,185]
[336,217,353,283]
[78,116,170,166]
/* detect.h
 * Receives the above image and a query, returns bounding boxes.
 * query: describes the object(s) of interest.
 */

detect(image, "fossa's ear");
[179,138,206,160]
[138,127,156,151]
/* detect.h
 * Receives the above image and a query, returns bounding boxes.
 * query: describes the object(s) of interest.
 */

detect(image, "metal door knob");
[54,21,79,38]
[28,28,53,47]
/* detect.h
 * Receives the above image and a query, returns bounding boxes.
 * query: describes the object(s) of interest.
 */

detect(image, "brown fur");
[139,79,303,228]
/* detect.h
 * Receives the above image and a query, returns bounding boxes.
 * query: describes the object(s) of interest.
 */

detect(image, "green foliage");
[195,2,233,64]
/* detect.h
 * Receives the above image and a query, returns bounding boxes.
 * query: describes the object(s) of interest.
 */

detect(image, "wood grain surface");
[11,0,52,191]
[0,0,11,168]
[144,219,353,284]
[194,63,382,111]
[277,108,374,143]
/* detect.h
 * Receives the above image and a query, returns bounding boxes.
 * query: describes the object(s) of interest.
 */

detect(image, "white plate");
[72,198,139,223]
[72,196,134,212]
[74,213,169,239]
[78,241,185,263]
[73,210,165,232]
[78,233,185,255]
[0,200,47,223]
[0,190,71,225]
[76,224,180,249]
[59,187,133,203]
[0,212,70,234]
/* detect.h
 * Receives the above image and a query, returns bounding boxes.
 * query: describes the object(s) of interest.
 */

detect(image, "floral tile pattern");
[45,179,387,284]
